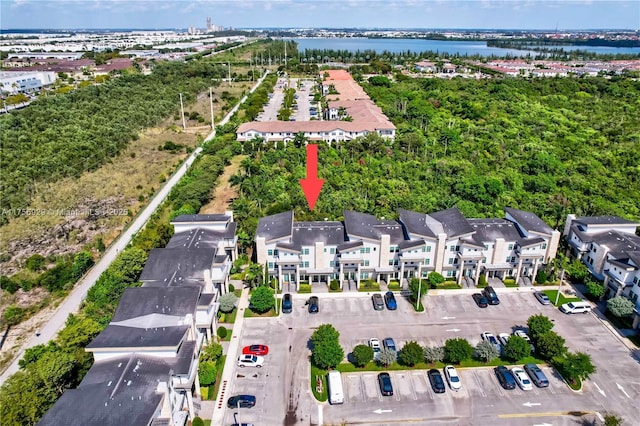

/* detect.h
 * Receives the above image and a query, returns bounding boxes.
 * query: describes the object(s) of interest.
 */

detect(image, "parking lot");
[257,78,320,123]
[222,290,640,425]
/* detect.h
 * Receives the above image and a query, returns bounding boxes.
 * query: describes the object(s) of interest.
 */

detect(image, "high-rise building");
[206,17,212,31]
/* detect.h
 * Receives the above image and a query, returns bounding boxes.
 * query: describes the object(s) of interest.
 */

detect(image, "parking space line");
[472,371,487,397]
[406,372,419,400]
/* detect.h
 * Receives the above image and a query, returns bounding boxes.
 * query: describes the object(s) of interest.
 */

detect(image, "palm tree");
[244,263,264,288]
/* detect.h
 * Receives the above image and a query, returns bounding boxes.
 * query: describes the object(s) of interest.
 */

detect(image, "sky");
[0,0,638,30]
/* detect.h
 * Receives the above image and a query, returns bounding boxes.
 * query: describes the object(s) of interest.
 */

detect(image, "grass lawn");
[206,355,226,403]
[543,290,581,307]
[433,282,462,290]
[387,281,402,290]
[358,281,381,292]
[218,326,232,341]
[298,284,312,293]
[230,272,245,280]
[310,364,328,402]
[218,308,237,325]
[244,299,281,317]
[233,289,242,297]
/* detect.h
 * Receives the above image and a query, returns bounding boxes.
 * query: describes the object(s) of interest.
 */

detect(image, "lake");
[293,38,640,57]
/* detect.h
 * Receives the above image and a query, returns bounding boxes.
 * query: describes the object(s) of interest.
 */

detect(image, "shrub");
[228,283,235,292]
[192,417,205,426]
[552,351,596,384]
[478,274,488,287]
[444,338,474,364]
[586,280,605,299]
[398,341,424,366]
[216,327,228,340]
[0,275,20,294]
[199,361,217,386]
[378,348,397,366]
[423,345,445,364]
[607,296,635,318]
[427,272,445,288]
[475,340,500,363]
[535,270,547,284]
[527,314,554,340]
[503,335,531,361]
[218,292,238,313]
[249,286,274,313]
[329,280,340,291]
[352,344,374,367]
[536,331,566,360]
[2,305,25,326]
[201,342,223,363]
[25,254,46,271]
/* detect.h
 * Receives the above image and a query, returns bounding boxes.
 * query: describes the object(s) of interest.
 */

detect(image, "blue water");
[293,38,640,57]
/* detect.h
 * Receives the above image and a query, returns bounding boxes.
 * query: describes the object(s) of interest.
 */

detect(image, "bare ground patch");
[200,155,246,214]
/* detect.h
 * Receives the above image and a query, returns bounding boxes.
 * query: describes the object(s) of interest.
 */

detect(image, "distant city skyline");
[1,0,638,31]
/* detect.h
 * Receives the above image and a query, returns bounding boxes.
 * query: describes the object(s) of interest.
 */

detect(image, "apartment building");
[38,213,236,426]
[564,214,640,327]
[255,208,559,290]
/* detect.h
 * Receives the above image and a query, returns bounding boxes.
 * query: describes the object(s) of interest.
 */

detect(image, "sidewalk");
[207,285,250,425]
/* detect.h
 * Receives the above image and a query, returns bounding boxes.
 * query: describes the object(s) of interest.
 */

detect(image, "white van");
[560,300,592,314]
[327,370,344,405]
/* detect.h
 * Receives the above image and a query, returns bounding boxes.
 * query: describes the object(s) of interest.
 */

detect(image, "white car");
[498,333,511,347]
[481,332,502,352]
[511,367,533,390]
[237,354,264,368]
[444,365,462,391]
[369,338,381,360]
[513,329,535,352]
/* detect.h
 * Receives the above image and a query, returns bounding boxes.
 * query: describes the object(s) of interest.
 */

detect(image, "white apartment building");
[0,70,56,94]
[256,208,560,291]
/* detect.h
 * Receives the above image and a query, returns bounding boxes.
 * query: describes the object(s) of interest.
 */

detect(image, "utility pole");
[209,87,214,130]
[284,38,287,70]
[416,278,422,310]
[179,93,186,130]
[228,61,231,86]
[555,268,565,306]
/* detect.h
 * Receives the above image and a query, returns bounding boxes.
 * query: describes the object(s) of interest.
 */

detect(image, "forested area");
[231,75,640,244]
[0,60,229,221]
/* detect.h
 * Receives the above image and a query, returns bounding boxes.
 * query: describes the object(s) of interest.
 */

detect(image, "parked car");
[560,300,592,314]
[382,337,397,352]
[494,366,516,390]
[513,329,535,352]
[534,291,551,305]
[511,367,533,390]
[497,333,510,347]
[482,286,500,305]
[481,332,501,352]
[282,293,293,313]
[231,423,255,426]
[307,296,319,313]
[378,372,394,396]
[369,338,381,360]
[444,365,462,391]
[472,293,488,308]
[384,291,397,310]
[242,345,269,356]
[237,355,264,368]
[524,363,549,388]
[428,369,446,393]
[227,395,256,408]
[372,293,385,311]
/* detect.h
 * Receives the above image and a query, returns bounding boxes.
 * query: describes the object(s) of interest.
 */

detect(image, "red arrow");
[299,144,324,211]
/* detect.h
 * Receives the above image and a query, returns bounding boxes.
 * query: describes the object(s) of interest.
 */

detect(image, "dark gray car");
[372,293,384,310]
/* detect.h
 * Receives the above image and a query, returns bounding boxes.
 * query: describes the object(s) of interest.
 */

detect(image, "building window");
[274,249,279,256]
[364,260,370,266]
[329,261,335,267]
[508,244,513,250]
[424,259,430,265]
[448,258,454,265]
[450,245,456,252]
[484,244,488,250]
[389,259,394,266]
[324,248,327,253]
[482,257,486,264]
[268,262,273,269]
[303,248,310,255]
[330,248,335,254]
[542,243,547,249]
[304,261,310,268]
[268,249,273,256]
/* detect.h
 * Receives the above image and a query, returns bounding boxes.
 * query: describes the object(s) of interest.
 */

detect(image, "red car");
[242,345,269,356]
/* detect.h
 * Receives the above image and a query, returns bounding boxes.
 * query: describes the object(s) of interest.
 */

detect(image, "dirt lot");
[199,155,246,214]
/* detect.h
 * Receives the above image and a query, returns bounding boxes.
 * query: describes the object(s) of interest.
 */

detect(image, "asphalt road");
[0,70,270,385]
[222,290,640,426]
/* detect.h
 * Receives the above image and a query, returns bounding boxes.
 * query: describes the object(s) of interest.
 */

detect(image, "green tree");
[0,275,19,294]
[552,351,596,384]
[249,286,275,313]
[603,414,624,426]
[30,351,76,396]
[312,340,344,369]
[536,331,566,360]
[199,361,217,386]
[408,278,426,309]
[19,342,58,369]
[427,272,445,287]
[503,335,531,362]
[535,270,547,284]
[567,259,590,282]
[244,263,264,288]
[607,296,635,317]
[586,280,605,299]
[378,348,397,366]
[311,324,340,348]
[218,292,238,313]
[527,314,554,340]
[423,345,445,364]
[352,344,374,367]
[399,341,425,366]
[71,251,94,279]
[475,340,500,363]
[192,417,205,426]
[444,338,474,364]
[0,370,54,426]
[200,343,223,363]
[2,305,25,326]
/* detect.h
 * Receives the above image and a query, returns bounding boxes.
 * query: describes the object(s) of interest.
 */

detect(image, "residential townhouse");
[563,214,640,327]
[256,208,559,290]
[38,212,236,426]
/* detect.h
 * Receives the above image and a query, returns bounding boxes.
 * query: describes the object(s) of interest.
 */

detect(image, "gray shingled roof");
[398,239,426,250]
[171,214,230,223]
[573,216,639,226]
[590,230,640,259]
[517,237,546,247]
[338,241,363,251]
[256,210,294,242]
[398,209,437,239]
[87,325,188,350]
[166,225,237,249]
[139,248,214,283]
[504,207,553,235]
[292,221,345,249]
[343,210,406,244]
[628,252,640,268]
[428,208,475,238]
[468,218,523,243]
[111,287,201,323]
